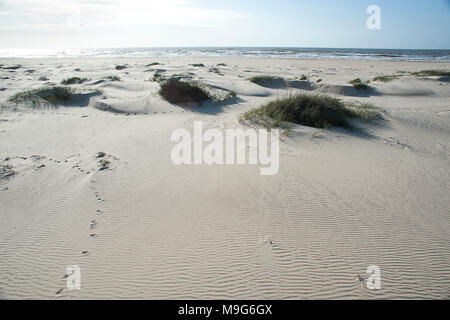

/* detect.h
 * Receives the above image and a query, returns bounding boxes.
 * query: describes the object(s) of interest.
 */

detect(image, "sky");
[0,0,449,49]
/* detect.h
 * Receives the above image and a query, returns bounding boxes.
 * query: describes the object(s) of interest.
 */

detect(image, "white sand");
[0,57,449,299]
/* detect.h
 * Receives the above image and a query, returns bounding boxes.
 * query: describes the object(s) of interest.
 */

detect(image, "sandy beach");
[0,56,449,299]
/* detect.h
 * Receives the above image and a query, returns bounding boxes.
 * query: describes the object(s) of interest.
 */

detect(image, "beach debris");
[82,250,89,255]
[37,164,45,168]
[56,288,63,295]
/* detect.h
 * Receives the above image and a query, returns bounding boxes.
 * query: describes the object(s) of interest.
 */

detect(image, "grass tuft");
[372,75,399,82]
[159,79,212,105]
[248,75,279,85]
[344,102,382,121]
[61,77,89,85]
[115,65,127,70]
[8,86,74,108]
[191,63,205,67]
[104,75,121,81]
[349,78,371,90]
[411,70,450,77]
[239,94,359,130]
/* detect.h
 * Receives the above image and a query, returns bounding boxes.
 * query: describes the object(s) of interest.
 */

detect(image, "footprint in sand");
[89,220,98,229]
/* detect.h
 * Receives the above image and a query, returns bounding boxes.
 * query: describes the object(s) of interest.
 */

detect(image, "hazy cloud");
[0,0,250,30]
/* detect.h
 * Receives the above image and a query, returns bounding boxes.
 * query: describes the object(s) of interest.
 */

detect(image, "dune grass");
[146,62,160,67]
[372,75,399,82]
[411,70,450,77]
[8,86,74,108]
[249,75,280,85]
[239,94,360,130]
[300,74,308,80]
[191,63,205,67]
[217,63,227,66]
[159,79,211,105]
[239,94,381,130]
[344,102,382,121]
[349,78,371,90]
[115,65,127,70]
[61,77,89,85]
[152,72,194,83]
[104,75,121,81]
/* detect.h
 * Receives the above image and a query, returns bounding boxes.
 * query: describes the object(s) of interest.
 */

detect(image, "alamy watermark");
[367,5,381,30]
[357,265,381,290]
[66,265,81,290]
[171,121,280,175]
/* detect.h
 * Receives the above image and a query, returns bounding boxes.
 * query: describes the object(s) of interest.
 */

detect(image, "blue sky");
[0,0,449,49]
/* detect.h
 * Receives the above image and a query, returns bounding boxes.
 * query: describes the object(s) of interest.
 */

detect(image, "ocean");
[0,47,449,61]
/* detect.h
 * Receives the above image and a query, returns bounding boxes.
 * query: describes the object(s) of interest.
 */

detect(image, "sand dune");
[0,57,449,299]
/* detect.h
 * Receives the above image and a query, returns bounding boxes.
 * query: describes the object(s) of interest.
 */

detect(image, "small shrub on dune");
[239,94,357,129]
[61,77,89,85]
[159,79,211,105]
[115,65,127,70]
[300,74,308,80]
